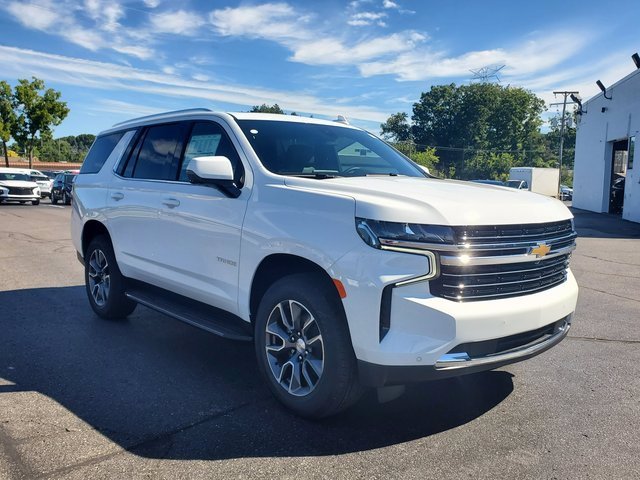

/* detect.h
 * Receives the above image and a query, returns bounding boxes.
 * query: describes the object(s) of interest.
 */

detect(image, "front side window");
[180,122,243,183]
[132,123,188,180]
[236,120,424,178]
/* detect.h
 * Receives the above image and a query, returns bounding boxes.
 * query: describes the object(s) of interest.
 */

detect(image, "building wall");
[573,69,640,223]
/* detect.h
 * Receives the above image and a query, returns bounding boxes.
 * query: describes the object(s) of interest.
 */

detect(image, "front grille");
[429,220,576,302]
[7,187,35,195]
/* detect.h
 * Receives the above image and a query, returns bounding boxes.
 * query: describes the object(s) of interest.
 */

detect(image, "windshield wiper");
[280,172,339,179]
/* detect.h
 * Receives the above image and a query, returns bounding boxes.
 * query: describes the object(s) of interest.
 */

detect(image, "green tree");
[465,152,515,181]
[11,77,69,168]
[250,103,285,114]
[409,147,439,173]
[407,82,546,178]
[380,112,411,142]
[0,81,16,167]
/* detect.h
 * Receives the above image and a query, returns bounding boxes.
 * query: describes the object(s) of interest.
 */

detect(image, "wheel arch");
[249,254,344,323]
[81,220,111,259]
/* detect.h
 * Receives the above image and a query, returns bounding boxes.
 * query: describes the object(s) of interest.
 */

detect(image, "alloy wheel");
[265,300,325,397]
[88,249,110,307]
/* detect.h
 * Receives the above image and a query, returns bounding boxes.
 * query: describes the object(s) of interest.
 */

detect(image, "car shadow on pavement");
[0,286,513,461]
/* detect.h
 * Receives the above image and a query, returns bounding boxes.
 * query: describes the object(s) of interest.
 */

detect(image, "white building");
[573,62,640,223]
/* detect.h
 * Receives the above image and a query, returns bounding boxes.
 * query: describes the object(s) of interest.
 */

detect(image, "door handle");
[162,197,180,208]
[110,192,124,201]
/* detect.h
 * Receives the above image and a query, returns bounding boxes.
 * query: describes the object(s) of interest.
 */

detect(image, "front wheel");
[32,199,40,205]
[84,235,136,319]
[63,192,71,205]
[254,273,362,418]
[51,192,58,204]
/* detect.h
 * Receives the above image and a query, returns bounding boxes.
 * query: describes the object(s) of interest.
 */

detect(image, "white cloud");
[291,32,426,65]
[210,3,309,41]
[348,11,387,27]
[112,44,154,60]
[359,32,590,81]
[2,0,152,59]
[93,99,165,116]
[6,0,59,29]
[383,0,399,8]
[143,0,160,8]
[0,45,390,123]
[192,73,209,82]
[150,10,205,35]
[84,0,124,32]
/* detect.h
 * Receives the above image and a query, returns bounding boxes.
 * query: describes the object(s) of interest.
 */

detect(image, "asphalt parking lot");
[1,203,639,479]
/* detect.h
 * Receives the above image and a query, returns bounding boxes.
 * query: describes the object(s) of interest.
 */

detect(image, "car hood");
[0,180,38,189]
[284,176,572,225]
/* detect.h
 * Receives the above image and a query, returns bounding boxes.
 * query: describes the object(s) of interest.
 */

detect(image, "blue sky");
[1,0,638,137]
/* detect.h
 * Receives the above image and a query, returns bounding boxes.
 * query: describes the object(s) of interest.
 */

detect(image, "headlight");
[356,217,455,249]
[34,187,40,194]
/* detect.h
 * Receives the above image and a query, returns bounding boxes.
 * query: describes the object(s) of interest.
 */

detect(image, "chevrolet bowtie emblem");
[530,243,551,257]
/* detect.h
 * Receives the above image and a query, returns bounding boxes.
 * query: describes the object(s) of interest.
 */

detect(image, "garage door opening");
[609,139,628,214]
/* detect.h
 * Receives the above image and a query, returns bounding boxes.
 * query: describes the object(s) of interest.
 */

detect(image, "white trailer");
[508,167,560,197]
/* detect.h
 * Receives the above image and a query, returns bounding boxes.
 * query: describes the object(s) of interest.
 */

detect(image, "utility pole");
[551,91,579,198]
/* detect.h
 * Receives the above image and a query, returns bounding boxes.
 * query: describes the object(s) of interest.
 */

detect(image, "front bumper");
[0,193,40,202]
[358,315,570,387]
[330,243,579,381]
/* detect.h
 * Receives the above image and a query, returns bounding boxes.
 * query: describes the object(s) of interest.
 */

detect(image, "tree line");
[381,83,575,183]
[1,77,70,167]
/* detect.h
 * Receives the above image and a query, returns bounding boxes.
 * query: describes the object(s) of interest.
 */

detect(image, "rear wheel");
[51,192,58,204]
[63,192,71,205]
[84,235,136,319]
[254,273,362,418]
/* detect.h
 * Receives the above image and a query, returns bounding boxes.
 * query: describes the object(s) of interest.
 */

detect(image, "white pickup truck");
[71,109,578,418]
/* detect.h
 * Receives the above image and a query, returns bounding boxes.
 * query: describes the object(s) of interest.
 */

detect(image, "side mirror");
[187,156,240,198]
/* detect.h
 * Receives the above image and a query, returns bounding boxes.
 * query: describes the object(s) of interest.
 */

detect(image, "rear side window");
[132,123,188,180]
[80,132,125,174]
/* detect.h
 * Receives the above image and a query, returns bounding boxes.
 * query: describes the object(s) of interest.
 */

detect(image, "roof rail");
[112,108,213,127]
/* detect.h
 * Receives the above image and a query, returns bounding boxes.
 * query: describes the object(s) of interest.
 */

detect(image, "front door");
[155,120,250,315]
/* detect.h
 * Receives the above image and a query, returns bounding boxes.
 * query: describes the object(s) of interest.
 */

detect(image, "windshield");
[64,174,76,183]
[236,120,425,178]
[0,173,29,181]
[506,180,521,188]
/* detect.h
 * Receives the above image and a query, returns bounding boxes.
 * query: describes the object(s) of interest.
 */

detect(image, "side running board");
[125,282,253,342]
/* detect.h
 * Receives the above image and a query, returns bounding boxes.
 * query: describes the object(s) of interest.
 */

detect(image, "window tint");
[80,132,125,174]
[132,123,188,180]
[180,122,243,183]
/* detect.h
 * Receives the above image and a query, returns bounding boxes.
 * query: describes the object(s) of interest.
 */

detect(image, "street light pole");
[551,91,579,198]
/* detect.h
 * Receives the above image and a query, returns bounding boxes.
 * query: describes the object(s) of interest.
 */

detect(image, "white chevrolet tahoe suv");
[71,109,579,418]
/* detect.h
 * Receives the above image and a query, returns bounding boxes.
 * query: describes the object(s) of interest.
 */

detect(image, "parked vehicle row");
[0,167,78,206]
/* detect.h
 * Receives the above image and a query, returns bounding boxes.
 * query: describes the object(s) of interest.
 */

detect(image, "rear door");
[106,122,189,283]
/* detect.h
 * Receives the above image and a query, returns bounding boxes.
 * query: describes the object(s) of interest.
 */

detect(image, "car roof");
[102,108,359,135]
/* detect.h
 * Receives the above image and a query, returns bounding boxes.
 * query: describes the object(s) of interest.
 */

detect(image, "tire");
[254,272,362,418]
[84,235,136,319]
[63,192,71,205]
[51,192,58,204]
[32,199,40,206]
